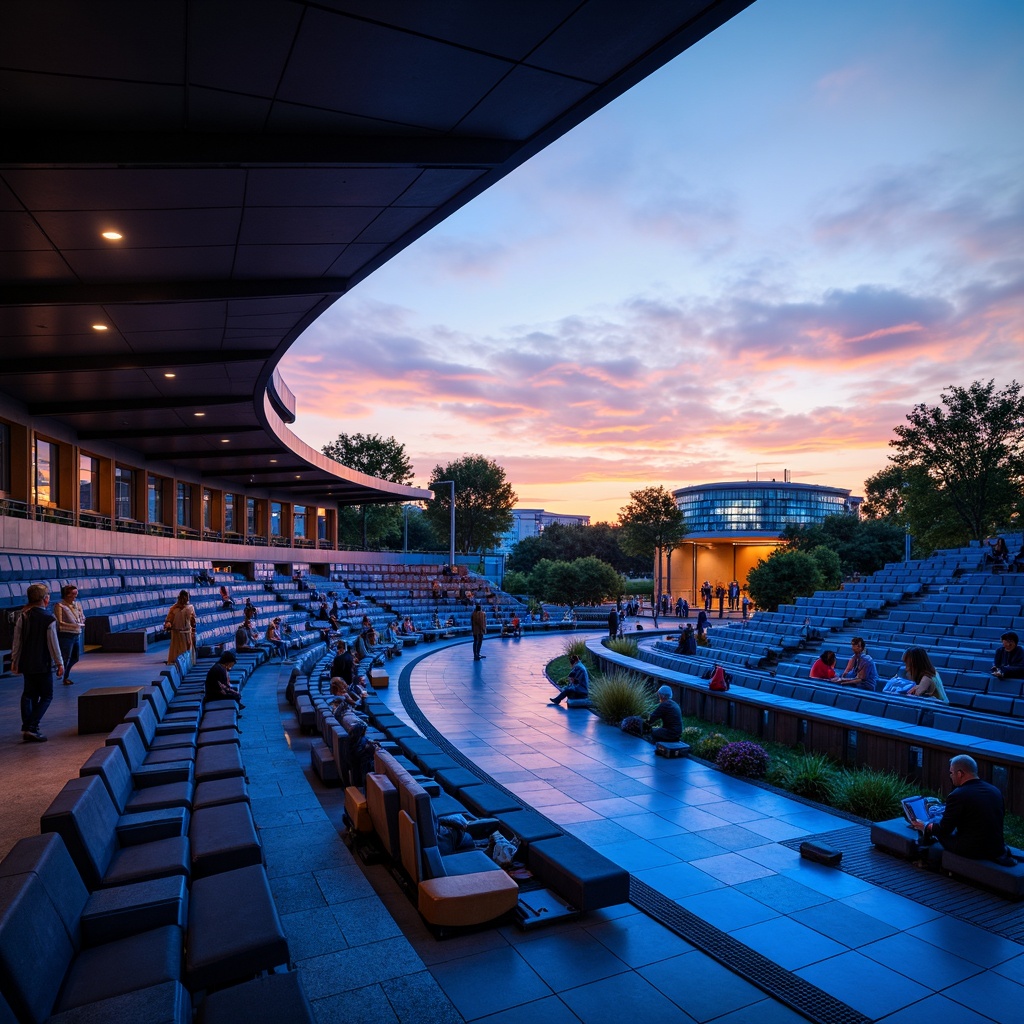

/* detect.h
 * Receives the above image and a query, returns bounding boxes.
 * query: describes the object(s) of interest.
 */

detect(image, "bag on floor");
[709,665,730,691]
[620,715,644,736]
[489,831,519,868]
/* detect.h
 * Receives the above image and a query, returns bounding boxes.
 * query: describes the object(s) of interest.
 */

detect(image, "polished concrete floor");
[3,633,1023,1024]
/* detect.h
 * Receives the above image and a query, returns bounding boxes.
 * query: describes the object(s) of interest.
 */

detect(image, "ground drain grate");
[398,656,868,1024]
[782,826,1024,943]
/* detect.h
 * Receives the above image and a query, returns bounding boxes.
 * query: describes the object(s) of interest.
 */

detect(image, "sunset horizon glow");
[281,0,1024,525]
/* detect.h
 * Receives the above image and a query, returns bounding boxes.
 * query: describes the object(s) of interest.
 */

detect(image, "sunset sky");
[280,0,1024,525]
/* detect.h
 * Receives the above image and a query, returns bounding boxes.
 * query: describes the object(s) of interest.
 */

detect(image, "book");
[901,795,944,829]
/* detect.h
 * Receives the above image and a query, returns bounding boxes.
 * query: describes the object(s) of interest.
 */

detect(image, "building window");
[270,502,282,537]
[115,467,134,519]
[176,482,193,527]
[202,489,213,530]
[293,505,307,539]
[0,421,10,494]
[317,508,328,541]
[79,454,99,511]
[225,493,236,533]
[148,475,164,524]
[246,497,257,535]
[34,438,57,505]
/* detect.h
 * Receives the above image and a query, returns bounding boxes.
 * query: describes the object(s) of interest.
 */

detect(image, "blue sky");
[282,0,1024,522]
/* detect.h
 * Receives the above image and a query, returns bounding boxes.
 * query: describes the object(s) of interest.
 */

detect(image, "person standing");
[716,585,726,618]
[741,594,751,619]
[13,583,64,741]
[163,590,196,664]
[471,602,487,660]
[54,583,85,685]
[608,607,618,638]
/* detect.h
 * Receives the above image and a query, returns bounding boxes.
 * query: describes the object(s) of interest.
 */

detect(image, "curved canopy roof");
[1,0,751,505]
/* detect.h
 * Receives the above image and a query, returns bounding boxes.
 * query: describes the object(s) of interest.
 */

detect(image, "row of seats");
[0,553,213,581]
[297,661,629,930]
[0,648,320,1022]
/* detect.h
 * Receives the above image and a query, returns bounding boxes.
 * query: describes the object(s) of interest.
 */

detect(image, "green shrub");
[693,732,730,761]
[781,752,839,802]
[834,768,916,820]
[588,669,658,724]
[681,726,705,745]
[563,638,591,664]
[716,741,769,778]
[605,637,639,658]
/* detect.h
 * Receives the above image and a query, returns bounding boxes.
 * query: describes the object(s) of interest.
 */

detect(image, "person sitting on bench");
[992,631,1024,680]
[206,651,244,707]
[549,654,589,705]
[911,754,1007,866]
[646,686,682,742]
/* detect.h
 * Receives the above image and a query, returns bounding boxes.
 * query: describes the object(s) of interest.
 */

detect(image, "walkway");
[374,633,1024,1024]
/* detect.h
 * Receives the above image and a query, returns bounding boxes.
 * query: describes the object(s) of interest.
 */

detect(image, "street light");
[434,480,456,571]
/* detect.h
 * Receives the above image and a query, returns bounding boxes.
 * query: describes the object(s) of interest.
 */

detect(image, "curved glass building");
[657,480,861,604]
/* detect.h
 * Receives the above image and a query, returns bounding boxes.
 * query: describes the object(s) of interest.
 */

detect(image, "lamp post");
[402,504,410,554]
[434,480,456,571]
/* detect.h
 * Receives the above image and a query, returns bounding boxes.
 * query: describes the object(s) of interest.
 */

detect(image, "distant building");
[496,508,590,556]
[658,480,862,602]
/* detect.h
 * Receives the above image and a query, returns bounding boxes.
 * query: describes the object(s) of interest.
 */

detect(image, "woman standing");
[903,647,949,702]
[163,590,196,664]
[55,584,86,685]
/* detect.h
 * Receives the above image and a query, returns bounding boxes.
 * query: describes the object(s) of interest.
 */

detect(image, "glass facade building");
[674,481,860,538]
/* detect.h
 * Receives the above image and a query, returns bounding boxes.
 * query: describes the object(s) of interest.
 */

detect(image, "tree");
[885,380,1024,544]
[321,433,414,549]
[746,549,822,613]
[424,456,517,555]
[506,521,649,576]
[617,486,687,592]
[527,556,623,606]
[782,513,906,576]
[809,545,842,591]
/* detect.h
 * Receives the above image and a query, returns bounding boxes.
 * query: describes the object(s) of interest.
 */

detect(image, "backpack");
[709,665,730,691]
[620,715,644,736]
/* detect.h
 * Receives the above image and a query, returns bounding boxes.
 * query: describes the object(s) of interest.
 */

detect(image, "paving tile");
[590,838,681,872]
[689,852,775,884]
[659,805,731,831]
[633,861,725,899]
[779,859,873,898]
[473,995,581,1024]
[270,870,329,914]
[731,916,847,970]
[380,970,464,1024]
[637,950,764,1022]
[710,997,810,1024]
[907,916,1024,968]
[331,894,404,946]
[700,799,767,824]
[282,906,351,961]
[796,950,931,1019]
[792,899,899,948]
[312,983,398,1024]
[691,824,767,851]
[562,818,638,846]
[514,928,631,992]
[559,970,697,1024]
[735,873,831,914]
[651,831,729,861]
[872,993,998,1024]
[940,971,1024,1022]
[839,886,942,930]
[302,937,425,1001]
[679,888,780,931]
[585,910,694,967]
[613,812,686,840]
[858,931,983,988]
[429,946,551,1019]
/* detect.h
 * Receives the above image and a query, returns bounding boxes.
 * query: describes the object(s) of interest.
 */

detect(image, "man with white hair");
[647,685,682,743]
[913,754,1006,863]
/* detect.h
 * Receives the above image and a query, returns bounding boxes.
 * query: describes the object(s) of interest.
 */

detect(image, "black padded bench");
[942,847,1024,899]
[526,835,630,912]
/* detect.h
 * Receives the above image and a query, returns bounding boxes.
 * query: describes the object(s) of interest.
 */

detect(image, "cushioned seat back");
[365,773,400,858]
[0,834,89,947]
[398,810,421,882]
[106,722,149,772]
[79,746,133,814]
[0,874,74,1024]
[124,703,159,746]
[340,712,362,735]
[40,777,118,890]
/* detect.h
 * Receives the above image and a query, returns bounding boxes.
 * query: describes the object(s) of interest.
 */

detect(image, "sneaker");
[549,697,561,704]
[63,678,74,686]
[23,730,47,743]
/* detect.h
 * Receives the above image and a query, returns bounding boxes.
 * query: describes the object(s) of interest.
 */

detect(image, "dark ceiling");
[1,0,753,506]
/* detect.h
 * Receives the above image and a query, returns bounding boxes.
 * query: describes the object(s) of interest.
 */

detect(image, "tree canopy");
[506,521,649,576]
[520,556,623,606]
[866,380,1024,547]
[320,432,414,549]
[746,549,823,612]
[617,486,687,577]
[425,455,517,555]
[781,513,905,576]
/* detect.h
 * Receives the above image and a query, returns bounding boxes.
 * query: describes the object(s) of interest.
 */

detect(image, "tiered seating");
[0,649,318,1022]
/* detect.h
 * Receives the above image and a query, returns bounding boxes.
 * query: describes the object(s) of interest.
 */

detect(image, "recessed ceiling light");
[101,231,123,240]
[194,412,205,417]
[220,439,230,443]
[295,475,301,479]
[91,324,108,331]
[163,372,176,379]
[269,459,277,464]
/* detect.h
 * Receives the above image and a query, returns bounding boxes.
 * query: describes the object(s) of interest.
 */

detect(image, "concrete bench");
[942,848,1024,899]
[199,971,315,1024]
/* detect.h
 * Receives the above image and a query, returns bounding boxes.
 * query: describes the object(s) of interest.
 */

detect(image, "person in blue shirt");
[839,637,878,691]
[550,655,589,705]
